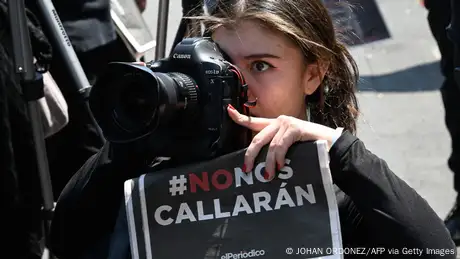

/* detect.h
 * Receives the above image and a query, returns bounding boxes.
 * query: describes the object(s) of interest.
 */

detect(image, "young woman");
[49,0,456,258]
[192,0,456,256]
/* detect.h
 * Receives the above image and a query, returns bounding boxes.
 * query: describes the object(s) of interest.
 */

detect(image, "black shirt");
[49,131,456,259]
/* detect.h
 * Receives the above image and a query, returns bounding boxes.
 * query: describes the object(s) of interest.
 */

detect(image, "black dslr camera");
[89,37,251,163]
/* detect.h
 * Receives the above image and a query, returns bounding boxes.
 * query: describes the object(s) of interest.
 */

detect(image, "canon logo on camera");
[221,249,265,259]
[173,53,191,59]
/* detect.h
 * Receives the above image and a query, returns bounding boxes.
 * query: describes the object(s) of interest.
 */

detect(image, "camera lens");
[113,80,159,132]
[113,72,198,132]
[89,62,199,143]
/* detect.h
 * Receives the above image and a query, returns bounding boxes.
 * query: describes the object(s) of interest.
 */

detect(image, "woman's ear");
[302,62,329,95]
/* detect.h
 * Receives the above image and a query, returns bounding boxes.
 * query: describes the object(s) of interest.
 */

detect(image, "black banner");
[124,140,342,259]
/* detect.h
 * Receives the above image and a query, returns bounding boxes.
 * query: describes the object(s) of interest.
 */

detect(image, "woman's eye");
[251,61,272,72]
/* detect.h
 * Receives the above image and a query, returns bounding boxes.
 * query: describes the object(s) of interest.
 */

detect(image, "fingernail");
[242,164,247,173]
[263,170,270,180]
[227,104,236,110]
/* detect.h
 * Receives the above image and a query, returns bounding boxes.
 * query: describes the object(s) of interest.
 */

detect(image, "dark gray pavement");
[349,0,456,218]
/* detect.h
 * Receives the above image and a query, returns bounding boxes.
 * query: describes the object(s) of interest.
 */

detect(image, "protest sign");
[124,140,343,259]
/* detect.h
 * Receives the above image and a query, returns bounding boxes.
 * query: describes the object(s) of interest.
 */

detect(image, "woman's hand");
[227,105,338,180]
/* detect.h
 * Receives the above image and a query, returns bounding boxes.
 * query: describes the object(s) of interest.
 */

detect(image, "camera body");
[89,37,250,163]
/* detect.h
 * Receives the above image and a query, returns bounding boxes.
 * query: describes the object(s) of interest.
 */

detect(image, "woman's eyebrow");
[243,53,281,60]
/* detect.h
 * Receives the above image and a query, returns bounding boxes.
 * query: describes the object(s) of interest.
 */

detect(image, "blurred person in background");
[422,0,460,244]
[26,0,146,200]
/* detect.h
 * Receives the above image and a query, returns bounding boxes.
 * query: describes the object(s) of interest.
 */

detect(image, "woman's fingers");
[227,105,274,132]
[265,122,301,180]
[244,121,280,173]
[228,108,309,180]
[274,126,301,172]
[264,124,288,179]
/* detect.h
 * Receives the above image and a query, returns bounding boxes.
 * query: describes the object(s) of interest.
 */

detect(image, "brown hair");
[186,0,360,134]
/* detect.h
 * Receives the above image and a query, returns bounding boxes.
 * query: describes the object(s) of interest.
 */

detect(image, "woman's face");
[213,20,322,119]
